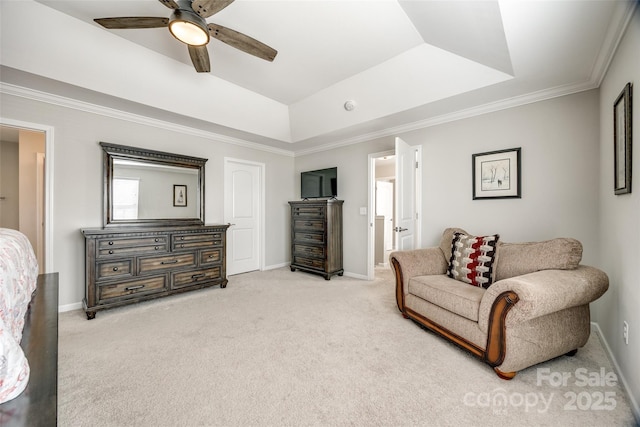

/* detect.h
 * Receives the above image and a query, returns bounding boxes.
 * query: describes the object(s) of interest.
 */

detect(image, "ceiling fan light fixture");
[169,9,209,46]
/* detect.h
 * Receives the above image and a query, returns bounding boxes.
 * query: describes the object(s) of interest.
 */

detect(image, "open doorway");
[367,140,422,280]
[374,156,395,267]
[0,121,53,274]
[368,150,396,279]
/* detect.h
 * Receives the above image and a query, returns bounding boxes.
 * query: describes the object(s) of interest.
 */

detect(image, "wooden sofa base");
[391,257,520,379]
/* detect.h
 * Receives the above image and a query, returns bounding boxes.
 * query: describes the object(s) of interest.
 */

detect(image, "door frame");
[0,118,54,273]
[223,157,265,274]
[367,149,394,280]
[367,145,422,280]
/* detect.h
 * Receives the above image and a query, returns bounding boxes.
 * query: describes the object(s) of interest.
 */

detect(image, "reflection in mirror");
[112,160,199,220]
[101,142,207,227]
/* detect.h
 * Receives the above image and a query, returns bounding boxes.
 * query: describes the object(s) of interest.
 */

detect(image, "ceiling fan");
[94,0,277,73]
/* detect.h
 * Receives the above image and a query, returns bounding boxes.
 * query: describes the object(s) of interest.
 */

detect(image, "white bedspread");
[0,228,39,404]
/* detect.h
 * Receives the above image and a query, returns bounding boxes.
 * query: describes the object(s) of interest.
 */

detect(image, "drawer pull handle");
[181,244,184,248]
[155,246,159,250]
[108,250,114,255]
[161,260,179,265]
[125,285,144,291]
[180,237,184,240]
[305,222,312,226]
[155,238,159,242]
[208,254,215,258]
[113,267,119,271]
[192,273,206,280]
[108,241,114,245]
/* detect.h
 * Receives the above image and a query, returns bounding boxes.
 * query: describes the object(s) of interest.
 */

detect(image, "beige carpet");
[58,267,637,426]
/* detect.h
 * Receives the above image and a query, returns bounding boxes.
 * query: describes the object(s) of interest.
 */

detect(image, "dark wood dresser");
[81,224,229,319]
[289,199,343,280]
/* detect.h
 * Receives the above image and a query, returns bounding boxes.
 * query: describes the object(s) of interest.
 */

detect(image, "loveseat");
[389,228,609,379]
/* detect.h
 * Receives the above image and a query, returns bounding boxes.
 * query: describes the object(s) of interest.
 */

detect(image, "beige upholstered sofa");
[389,228,609,379]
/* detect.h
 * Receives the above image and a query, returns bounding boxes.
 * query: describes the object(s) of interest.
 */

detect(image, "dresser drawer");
[98,237,168,257]
[292,206,325,218]
[98,276,167,302]
[293,244,325,258]
[200,248,222,265]
[293,219,325,232]
[138,253,196,274]
[96,259,133,281]
[293,256,325,270]
[172,233,222,250]
[293,231,325,244]
[172,267,221,289]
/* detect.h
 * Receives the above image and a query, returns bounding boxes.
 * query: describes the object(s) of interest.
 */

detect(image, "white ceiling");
[1,0,636,154]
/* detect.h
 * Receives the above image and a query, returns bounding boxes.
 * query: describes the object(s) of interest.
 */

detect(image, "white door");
[394,137,421,251]
[224,159,263,275]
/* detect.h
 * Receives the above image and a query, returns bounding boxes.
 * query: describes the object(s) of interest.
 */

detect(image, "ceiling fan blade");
[188,45,211,73]
[94,17,169,29]
[192,0,234,18]
[207,23,277,62]
[158,0,180,10]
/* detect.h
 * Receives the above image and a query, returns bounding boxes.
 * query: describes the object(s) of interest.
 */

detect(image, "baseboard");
[591,321,640,422]
[342,271,368,280]
[58,302,82,313]
[263,262,290,271]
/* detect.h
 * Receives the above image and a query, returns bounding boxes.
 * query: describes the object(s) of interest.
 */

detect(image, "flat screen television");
[301,167,337,199]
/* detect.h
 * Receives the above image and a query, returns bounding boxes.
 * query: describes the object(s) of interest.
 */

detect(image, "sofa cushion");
[494,238,583,281]
[408,275,484,322]
[447,232,499,289]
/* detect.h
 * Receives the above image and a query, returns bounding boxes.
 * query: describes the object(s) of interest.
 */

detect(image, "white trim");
[342,271,368,280]
[0,82,294,158]
[592,0,638,87]
[0,118,54,273]
[294,81,600,157]
[264,262,290,271]
[58,302,82,313]
[591,321,640,421]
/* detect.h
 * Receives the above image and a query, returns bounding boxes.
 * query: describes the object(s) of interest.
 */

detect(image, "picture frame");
[173,184,187,207]
[614,82,632,195]
[472,147,521,199]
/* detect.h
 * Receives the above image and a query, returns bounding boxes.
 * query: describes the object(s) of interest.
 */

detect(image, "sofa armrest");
[389,248,448,312]
[478,265,609,332]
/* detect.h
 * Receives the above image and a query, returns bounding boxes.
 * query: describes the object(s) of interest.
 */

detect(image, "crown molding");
[293,78,599,157]
[591,0,638,88]
[0,82,295,158]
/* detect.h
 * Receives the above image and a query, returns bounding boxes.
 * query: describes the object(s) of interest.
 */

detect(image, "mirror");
[101,142,207,227]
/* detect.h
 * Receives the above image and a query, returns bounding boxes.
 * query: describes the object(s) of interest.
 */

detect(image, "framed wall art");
[173,184,187,207]
[614,82,632,195]
[472,147,521,200]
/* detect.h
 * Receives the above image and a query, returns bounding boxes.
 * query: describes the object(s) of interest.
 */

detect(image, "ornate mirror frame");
[101,142,207,228]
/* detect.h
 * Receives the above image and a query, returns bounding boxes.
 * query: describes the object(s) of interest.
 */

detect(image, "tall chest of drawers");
[289,199,343,280]
[81,225,229,319]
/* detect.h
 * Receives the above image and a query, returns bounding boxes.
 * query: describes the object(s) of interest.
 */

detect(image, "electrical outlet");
[623,321,629,345]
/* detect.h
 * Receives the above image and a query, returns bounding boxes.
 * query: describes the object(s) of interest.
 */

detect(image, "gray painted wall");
[0,94,295,308]
[597,7,639,418]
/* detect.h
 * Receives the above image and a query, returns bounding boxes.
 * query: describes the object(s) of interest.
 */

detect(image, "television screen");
[301,167,337,199]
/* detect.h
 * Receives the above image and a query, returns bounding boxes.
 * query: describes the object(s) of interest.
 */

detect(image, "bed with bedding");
[0,228,58,426]
[0,228,38,403]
